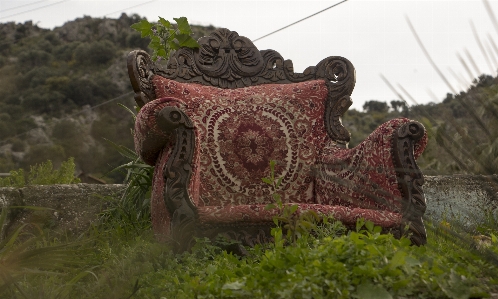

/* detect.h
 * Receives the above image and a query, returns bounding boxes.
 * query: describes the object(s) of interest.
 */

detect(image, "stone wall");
[0,184,125,236]
[1,176,497,235]
[424,175,498,228]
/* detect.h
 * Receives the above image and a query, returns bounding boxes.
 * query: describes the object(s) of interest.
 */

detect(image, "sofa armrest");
[134,98,191,165]
[393,121,428,245]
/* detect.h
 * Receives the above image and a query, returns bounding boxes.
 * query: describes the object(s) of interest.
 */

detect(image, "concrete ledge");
[0,184,125,236]
[424,175,498,227]
[1,176,497,234]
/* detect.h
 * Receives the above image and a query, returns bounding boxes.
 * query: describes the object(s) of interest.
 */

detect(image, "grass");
[1,205,497,299]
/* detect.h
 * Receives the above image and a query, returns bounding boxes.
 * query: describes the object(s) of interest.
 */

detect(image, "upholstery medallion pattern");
[152,76,330,207]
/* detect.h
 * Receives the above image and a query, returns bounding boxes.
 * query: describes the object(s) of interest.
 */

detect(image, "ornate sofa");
[127,28,428,251]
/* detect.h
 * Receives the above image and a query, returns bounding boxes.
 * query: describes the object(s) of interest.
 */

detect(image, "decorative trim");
[127,50,156,107]
[393,121,427,245]
[127,28,355,143]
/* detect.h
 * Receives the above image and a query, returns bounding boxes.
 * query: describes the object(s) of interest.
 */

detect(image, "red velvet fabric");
[151,76,330,207]
[134,76,427,236]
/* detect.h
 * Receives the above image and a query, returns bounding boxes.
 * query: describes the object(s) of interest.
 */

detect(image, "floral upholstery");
[134,76,428,237]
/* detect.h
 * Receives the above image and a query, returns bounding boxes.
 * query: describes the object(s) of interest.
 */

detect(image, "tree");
[362,100,389,113]
[390,100,408,116]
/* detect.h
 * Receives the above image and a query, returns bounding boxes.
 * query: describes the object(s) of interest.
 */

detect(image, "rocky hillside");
[0,14,213,182]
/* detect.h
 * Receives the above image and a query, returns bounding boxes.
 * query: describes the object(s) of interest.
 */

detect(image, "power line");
[252,0,348,42]
[0,0,156,48]
[102,0,159,17]
[0,91,134,145]
[1,0,50,13]
[0,0,70,20]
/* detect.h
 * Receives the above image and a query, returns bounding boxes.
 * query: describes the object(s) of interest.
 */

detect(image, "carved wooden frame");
[393,121,427,245]
[127,28,427,249]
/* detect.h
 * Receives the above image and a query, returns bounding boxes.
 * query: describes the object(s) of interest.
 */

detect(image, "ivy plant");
[131,17,200,61]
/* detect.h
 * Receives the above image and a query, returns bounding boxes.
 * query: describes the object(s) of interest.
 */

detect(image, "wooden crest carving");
[127,28,356,143]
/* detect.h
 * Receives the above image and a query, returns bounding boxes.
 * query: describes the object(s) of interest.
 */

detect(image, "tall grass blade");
[470,20,495,74]
[406,16,457,94]
[457,52,476,82]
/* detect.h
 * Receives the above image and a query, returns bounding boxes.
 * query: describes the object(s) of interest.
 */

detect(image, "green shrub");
[0,157,80,187]
[17,50,53,70]
[74,41,116,65]
[134,221,496,299]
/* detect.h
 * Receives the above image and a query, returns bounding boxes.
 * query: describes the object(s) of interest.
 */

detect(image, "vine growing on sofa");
[131,16,199,61]
[263,160,321,245]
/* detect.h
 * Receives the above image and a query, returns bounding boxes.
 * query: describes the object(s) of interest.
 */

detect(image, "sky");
[1,0,498,110]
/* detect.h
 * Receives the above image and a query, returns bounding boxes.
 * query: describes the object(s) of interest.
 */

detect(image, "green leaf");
[356,218,365,232]
[269,160,276,177]
[373,225,382,234]
[174,17,192,34]
[222,281,244,290]
[169,39,180,50]
[261,178,273,185]
[276,176,283,188]
[275,194,281,200]
[175,34,200,48]
[404,256,420,267]
[289,205,299,214]
[158,17,171,28]
[156,48,167,59]
[365,220,374,232]
[355,282,392,299]
[131,19,154,38]
[389,250,407,269]
[264,204,276,211]
[149,35,161,49]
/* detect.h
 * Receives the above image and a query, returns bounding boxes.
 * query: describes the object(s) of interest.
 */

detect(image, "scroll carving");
[195,28,264,79]
[127,28,355,143]
[393,121,427,246]
[127,51,156,107]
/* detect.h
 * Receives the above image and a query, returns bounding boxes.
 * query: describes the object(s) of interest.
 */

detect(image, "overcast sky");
[1,0,498,110]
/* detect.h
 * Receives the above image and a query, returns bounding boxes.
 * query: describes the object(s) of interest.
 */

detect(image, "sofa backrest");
[152,77,333,206]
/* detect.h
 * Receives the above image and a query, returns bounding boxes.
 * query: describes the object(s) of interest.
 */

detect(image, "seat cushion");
[151,76,330,207]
